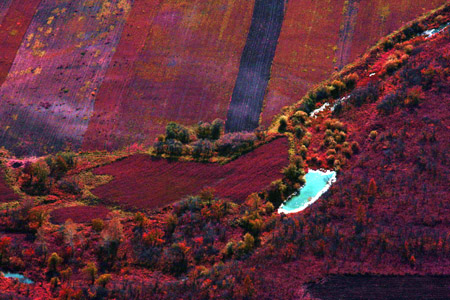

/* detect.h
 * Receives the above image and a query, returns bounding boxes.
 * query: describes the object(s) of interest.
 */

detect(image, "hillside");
[0,2,448,300]
[0,0,447,155]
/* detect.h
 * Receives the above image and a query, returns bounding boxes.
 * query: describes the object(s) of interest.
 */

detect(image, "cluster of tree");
[154,119,260,159]
[20,152,77,196]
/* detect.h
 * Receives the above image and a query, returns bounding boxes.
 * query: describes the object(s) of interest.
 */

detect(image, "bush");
[46,152,76,180]
[196,122,211,139]
[267,180,286,208]
[166,139,183,156]
[47,252,63,274]
[290,111,308,125]
[404,86,423,108]
[298,96,316,114]
[349,83,379,107]
[82,262,98,285]
[192,139,214,159]
[343,73,359,90]
[215,132,256,157]
[294,126,305,139]
[163,243,188,275]
[330,80,346,98]
[95,274,112,288]
[278,117,288,133]
[58,178,81,194]
[21,160,51,195]
[382,38,394,51]
[211,119,225,140]
[91,219,104,232]
[282,161,305,183]
[377,92,401,114]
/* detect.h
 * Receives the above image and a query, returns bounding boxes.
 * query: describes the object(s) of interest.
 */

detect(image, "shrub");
[99,216,124,268]
[325,119,346,132]
[46,152,76,180]
[91,219,104,232]
[47,252,63,279]
[282,162,305,183]
[163,243,188,275]
[298,96,316,114]
[241,233,255,253]
[22,160,51,195]
[61,267,72,283]
[377,92,401,114]
[290,111,308,125]
[294,126,305,139]
[330,80,346,98]
[211,119,225,140]
[404,86,423,108]
[215,132,256,157]
[58,178,81,194]
[267,180,286,208]
[196,122,211,139]
[343,73,359,90]
[349,83,379,107]
[165,139,183,156]
[95,274,112,288]
[278,117,288,133]
[369,130,378,140]
[351,141,360,153]
[382,38,394,51]
[312,86,330,102]
[82,262,98,285]
[192,139,214,159]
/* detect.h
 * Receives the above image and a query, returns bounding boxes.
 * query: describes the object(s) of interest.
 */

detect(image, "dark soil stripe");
[335,0,360,70]
[225,0,285,132]
[308,275,450,300]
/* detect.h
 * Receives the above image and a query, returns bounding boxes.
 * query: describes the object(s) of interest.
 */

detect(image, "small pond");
[422,22,450,38]
[278,170,336,214]
[2,272,33,284]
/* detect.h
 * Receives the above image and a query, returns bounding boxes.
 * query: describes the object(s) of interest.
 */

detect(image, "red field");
[50,205,111,224]
[0,0,132,155]
[92,137,289,210]
[82,0,254,151]
[0,0,41,85]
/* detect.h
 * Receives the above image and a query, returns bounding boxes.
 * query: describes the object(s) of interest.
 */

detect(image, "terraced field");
[92,137,289,210]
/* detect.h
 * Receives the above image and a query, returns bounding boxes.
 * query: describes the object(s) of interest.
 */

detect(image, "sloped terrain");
[0,3,448,300]
[0,0,447,155]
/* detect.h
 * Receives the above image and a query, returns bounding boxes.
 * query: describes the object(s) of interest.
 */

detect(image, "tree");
[83,262,98,285]
[99,216,124,269]
[368,178,377,207]
[165,122,190,144]
[210,119,225,140]
[47,252,63,279]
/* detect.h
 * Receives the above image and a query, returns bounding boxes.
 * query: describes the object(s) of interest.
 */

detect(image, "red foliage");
[0,170,17,203]
[92,138,289,209]
[50,205,110,225]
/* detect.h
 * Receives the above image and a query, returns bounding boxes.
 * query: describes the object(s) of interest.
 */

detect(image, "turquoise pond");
[278,170,336,214]
[2,272,33,284]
